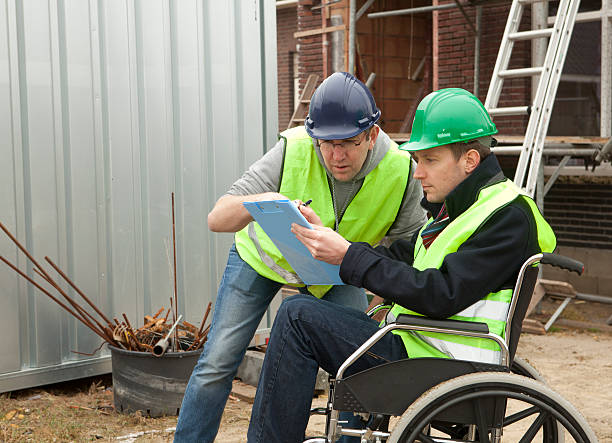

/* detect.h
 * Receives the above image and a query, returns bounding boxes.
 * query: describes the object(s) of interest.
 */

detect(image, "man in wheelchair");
[246,88,558,443]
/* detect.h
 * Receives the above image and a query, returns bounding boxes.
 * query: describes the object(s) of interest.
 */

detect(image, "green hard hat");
[400,88,497,152]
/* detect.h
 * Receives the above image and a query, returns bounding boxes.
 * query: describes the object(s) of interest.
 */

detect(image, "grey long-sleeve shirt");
[226,128,427,242]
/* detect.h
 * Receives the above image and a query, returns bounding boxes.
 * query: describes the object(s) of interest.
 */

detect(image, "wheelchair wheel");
[512,356,545,381]
[387,373,597,443]
[511,356,565,442]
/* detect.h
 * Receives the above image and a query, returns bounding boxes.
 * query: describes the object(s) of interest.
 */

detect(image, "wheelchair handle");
[541,253,584,275]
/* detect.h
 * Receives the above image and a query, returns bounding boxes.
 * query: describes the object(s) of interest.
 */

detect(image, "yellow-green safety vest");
[235,126,412,297]
[387,178,556,364]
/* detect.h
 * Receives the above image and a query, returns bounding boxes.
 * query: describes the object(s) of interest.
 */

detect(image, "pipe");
[153,314,183,357]
[365,72,376,88]
[474,5,482,96]
[348,0,356,74]
[492,146,599,156]
[575,292,612,304]
[356,0,377,21]
[368,2,457,19]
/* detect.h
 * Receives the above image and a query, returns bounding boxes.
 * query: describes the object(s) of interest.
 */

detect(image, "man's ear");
[464,149,481,174]
[368,125,380,150]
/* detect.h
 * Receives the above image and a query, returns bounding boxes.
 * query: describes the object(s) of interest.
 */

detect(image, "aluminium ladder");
[484,0,581,197]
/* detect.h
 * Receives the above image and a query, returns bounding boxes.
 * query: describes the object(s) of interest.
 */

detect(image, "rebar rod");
[0,221,56,285]
[32,267,113,343]
[0,221,116,343]
[45,256,114,328]
[152,307,164,319]
[171,193,179,351]
[196,302,212,340]
[0,256,112,344]
[187,324,211,351]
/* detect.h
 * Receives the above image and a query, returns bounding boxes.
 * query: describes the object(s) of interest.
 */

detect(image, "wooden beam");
[294,24,345,38]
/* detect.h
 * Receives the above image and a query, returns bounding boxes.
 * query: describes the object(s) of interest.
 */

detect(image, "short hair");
[447,136,492,161]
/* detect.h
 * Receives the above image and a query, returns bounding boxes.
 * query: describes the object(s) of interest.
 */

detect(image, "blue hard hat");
[305,72,381,140]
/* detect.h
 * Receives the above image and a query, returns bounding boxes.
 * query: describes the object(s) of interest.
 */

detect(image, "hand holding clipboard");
[243,200,344,285]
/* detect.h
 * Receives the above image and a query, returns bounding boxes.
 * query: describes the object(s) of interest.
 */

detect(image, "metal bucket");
[109,345,202,417]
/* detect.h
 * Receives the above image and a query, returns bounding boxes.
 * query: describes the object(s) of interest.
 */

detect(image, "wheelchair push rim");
[387,372,597,443]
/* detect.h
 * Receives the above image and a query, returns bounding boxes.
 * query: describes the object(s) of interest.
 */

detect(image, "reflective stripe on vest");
[388,178,556,364]
[235,126,412,296]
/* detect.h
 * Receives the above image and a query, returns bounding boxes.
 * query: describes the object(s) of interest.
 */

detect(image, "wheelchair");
[304,253,598,442]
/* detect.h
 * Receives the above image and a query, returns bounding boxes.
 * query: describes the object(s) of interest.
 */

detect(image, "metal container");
[109,345,202,417]
[0,0,278,393]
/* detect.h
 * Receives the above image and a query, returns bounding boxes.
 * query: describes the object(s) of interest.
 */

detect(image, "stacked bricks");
[277,6,298,130]
[437,0,531,135]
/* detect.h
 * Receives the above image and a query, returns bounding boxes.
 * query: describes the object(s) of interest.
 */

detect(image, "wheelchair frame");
[304,253,597,443]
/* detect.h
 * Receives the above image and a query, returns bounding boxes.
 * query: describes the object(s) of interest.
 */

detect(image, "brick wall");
[293,0,431,134]
[297,0,324,94]
[357,0,430,132]
[277,7,298,130]
[437,1,531,135]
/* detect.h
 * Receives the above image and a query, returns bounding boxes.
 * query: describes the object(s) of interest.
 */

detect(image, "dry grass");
[0,375,177,442]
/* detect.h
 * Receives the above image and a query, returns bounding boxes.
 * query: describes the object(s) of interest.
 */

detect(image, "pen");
[302,199,313,207]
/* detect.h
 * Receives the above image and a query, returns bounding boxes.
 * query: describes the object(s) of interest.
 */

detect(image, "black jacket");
[340,154,543,320]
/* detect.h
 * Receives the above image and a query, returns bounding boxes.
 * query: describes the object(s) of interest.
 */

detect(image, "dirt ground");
[1,300,611,442]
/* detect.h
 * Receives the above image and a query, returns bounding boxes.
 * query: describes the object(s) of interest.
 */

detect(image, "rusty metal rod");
[0,221,117,344]
[196,302,212,340]
[171,192,179,351]
[44,256,114,329]
[0,221,57,286]
[122,314,144,351]
[0,256,113,344]
[152,307,164,319]
[187,324,211,352]
[32,267,114,344]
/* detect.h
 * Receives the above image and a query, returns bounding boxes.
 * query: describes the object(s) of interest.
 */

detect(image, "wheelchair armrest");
[396,314,489,334]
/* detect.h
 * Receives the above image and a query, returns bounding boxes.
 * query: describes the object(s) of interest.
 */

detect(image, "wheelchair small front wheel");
[387,372,597,443]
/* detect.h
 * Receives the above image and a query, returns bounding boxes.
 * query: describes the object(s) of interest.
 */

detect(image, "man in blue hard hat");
[174,72,427,443]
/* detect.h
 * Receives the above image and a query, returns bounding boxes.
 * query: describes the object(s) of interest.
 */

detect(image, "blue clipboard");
[243,200,344,285]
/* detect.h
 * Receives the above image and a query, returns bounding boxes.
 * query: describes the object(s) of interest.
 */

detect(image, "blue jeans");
[247,295,408,443]
[174,245,367,443]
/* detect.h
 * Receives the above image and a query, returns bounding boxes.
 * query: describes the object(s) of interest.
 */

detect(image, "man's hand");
[208,192,289,232]
[297,203,323,226]
[291,223,350,265]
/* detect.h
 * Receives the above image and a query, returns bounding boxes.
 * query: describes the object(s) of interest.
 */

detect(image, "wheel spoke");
[504,406,539,426]
[416,432,436,443]
[473,398,491,443]
[518,412,549,443]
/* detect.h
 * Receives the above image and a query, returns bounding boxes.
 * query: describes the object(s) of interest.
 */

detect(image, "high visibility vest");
[235,126,412,297]
[387,178,556,364]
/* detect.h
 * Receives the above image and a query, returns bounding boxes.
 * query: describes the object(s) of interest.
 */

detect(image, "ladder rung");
[518,0,548,4]
[499,67,544,78]
[509,28,554,41]
[488,106,529,116]
[300,99,311,104]
[492,146,523,155]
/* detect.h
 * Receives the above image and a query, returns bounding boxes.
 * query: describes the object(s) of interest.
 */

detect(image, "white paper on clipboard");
[242,200,344,285]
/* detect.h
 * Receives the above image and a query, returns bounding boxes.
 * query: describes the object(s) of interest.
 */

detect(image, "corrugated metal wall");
[0,0,278,392]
